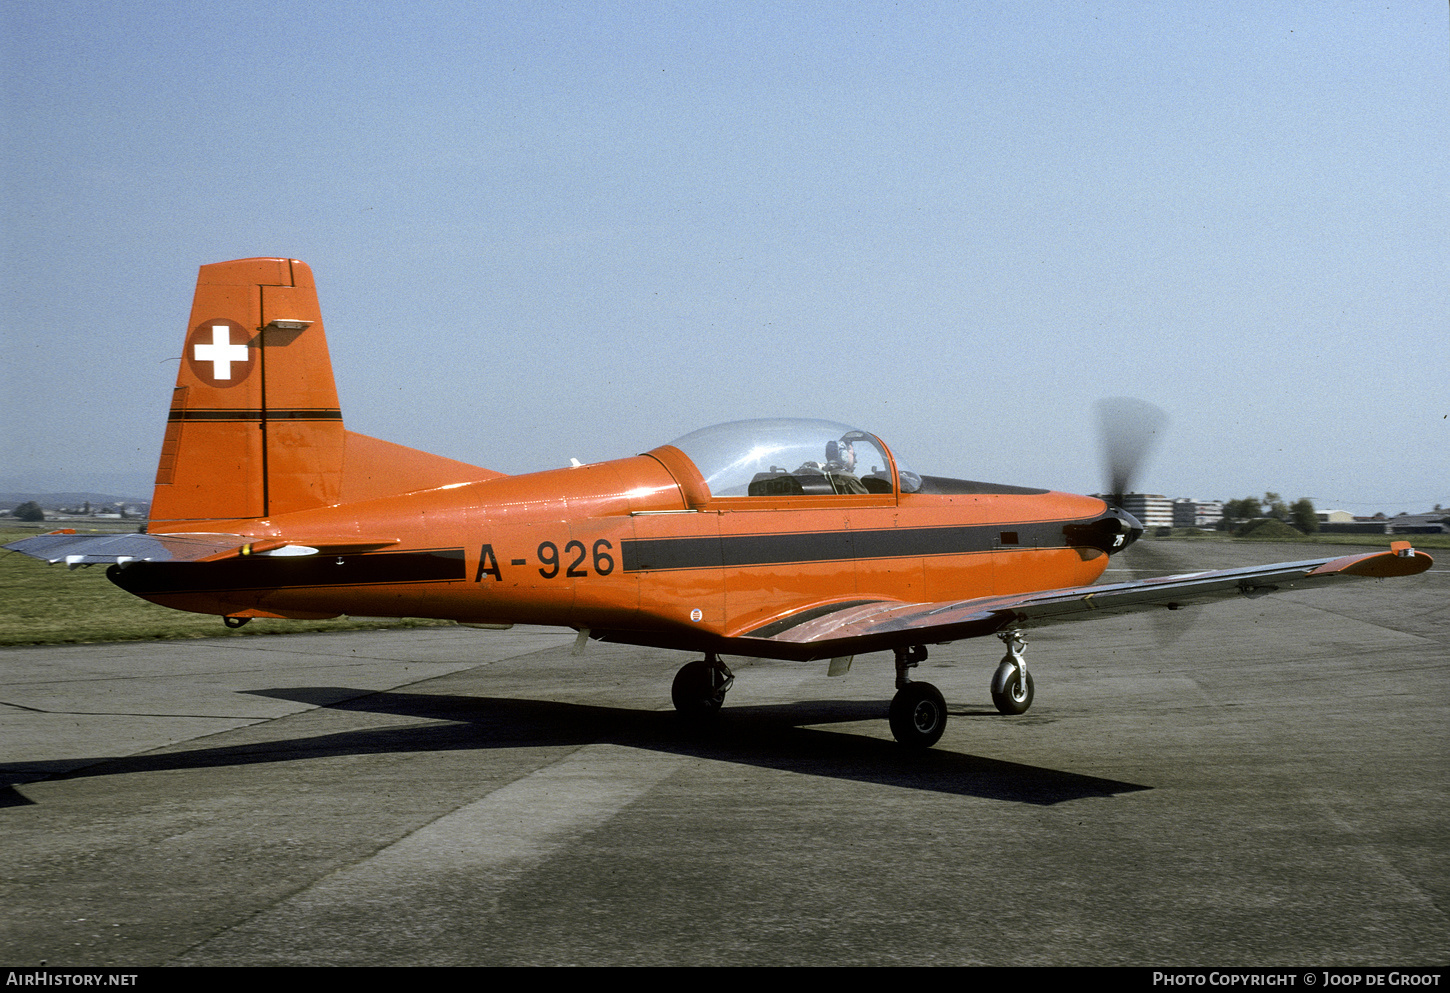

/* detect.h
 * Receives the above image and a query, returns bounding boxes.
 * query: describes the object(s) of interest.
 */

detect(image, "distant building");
[1170,499,1223,528]
[1319,512,1449,535]
[1317,510,1355,524]
[1191,500,1223,527]
[1172,499,1196,528]
[1095,493,1173,529]
[1320,521,1390,535]
[1387,513,1450,535]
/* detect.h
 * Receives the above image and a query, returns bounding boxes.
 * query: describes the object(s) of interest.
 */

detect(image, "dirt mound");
[1234,517,1306,540]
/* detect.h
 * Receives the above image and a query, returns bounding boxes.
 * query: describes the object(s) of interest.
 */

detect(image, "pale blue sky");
[3,1,1446,513]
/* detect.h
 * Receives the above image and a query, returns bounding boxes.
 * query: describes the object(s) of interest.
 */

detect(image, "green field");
[3,524,1443,647]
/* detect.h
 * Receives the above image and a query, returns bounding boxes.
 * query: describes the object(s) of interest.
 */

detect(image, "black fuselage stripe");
[110,548,465,596]
[621,520,1090,572]
[167,409,344,422]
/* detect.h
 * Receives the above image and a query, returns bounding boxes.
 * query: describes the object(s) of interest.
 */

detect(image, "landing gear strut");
[671,653,734,717]
[888,645,947,748]
[991,630,1034,715]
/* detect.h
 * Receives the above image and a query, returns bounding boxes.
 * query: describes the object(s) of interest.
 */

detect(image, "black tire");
[888,682,948,748]
[672,659,724,716]
[990,661,1034,715]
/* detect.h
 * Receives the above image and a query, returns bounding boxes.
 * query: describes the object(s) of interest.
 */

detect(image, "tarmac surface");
[1,539,1446,967]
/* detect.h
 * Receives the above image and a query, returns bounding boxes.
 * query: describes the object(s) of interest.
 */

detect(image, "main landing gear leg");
[889,645,947,749]
[991,630,1034,715]
[671,653,734,718]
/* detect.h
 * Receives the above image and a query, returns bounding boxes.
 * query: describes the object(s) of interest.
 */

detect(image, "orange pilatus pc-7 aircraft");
[8,258,1433,748]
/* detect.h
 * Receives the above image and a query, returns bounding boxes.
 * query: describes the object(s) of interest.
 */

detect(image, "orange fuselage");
[115,449,1111,658]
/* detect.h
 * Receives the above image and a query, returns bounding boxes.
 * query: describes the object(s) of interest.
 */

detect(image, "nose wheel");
[991,630,1034,715]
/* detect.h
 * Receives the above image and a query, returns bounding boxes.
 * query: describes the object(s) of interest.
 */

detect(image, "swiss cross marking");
[194,325,250,380]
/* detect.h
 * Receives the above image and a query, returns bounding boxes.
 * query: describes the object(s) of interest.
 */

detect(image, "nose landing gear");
[991,630,1034,715]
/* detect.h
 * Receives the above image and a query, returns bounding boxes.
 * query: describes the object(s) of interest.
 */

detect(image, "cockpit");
[664,419,922,498]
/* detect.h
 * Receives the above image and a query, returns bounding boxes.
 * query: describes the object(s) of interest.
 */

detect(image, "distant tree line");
[1218,492,1317,533]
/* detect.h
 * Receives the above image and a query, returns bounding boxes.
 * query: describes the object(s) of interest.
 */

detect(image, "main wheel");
[990,660,1034,715]
[672,659,725,716]
[888,681,948,749]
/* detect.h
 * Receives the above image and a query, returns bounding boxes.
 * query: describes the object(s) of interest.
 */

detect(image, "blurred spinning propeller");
[1096,397,1169,510]
[1094,398,1192,645]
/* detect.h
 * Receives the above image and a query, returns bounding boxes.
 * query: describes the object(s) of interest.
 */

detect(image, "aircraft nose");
[1111,508,1145,553]
[1064,507,1144,555]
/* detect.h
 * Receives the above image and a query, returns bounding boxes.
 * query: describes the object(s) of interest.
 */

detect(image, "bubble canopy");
[664,418,920,498]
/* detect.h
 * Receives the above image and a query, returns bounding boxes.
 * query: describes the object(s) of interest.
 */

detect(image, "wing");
[4,531,398,568]
[729,543,1434,662]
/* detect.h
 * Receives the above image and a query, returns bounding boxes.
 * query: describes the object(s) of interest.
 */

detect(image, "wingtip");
[1311,544,1433,579]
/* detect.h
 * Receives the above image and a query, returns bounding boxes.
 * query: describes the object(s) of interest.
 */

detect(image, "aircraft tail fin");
[150,258,502,528]
[149,258,344,526]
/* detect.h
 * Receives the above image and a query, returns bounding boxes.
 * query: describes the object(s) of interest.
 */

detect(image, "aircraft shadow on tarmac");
[2,687,1148,807]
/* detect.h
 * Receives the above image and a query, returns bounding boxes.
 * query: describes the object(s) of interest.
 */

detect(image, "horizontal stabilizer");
[5,532,247,567]
[5,531,404,568]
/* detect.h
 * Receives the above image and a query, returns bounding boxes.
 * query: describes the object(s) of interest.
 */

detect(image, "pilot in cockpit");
[822,438,868,494]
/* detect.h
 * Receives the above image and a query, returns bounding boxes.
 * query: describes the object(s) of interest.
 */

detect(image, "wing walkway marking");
[174,743,685,964]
